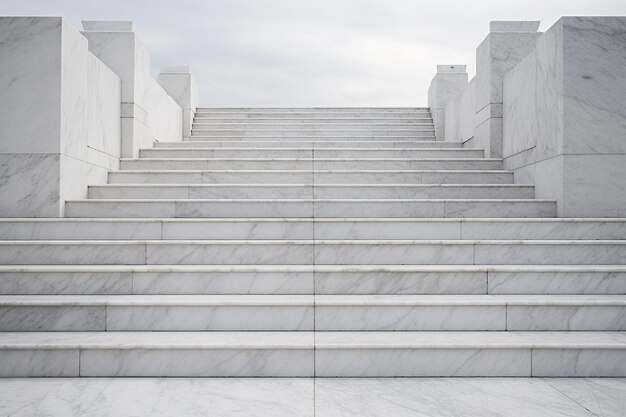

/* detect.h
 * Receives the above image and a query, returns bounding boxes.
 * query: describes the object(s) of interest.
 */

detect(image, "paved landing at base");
[1,378,625,417]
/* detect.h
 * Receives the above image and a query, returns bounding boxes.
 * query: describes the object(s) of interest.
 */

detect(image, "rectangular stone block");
[490,21,540,32]
[82,21,133,32]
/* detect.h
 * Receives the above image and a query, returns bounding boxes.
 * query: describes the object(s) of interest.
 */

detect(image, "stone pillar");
[503,17,626,217]
[81,21,148,158]
[81,21,182,157]
[158,66,198,139]
[427,65,468,141]
[473,21,541,157]
[0,17,121,217]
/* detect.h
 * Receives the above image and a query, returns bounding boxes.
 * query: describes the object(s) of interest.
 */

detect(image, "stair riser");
[187,136,438,141]
[139,149,483,158]
[108,171,514,185]
[2,347,623,377]
[318,270,626,296]
[192,123,435,129]
[88,185,534,200]
[191,131,436,138]
[0,242,623,265]
[194,114,433,118]
[156,141,456,149]
[3,269,623,295]
[0,305,314,331]
[65,200,556,218]
[194,112,431,116]
[4,220,624,241]
[1,304,622,331]
[0,349,312,377]
[120,159,504,170]
[194,111,431,117]
[195,108,430,111]
[192,118,433,123]
[315,348,626,377]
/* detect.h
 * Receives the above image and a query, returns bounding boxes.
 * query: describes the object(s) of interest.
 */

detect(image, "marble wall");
[503,17,626,217]
[438,21,540,157]
[444,78,475,144]
[0,17,191,216]
[473,22,541,158]
[81,21,182,158]
[0,17,121,217]
[427,65,467,141]
[158,66,199,139]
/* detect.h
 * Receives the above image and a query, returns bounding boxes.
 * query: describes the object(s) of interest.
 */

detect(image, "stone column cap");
[489,21,540,32]
[82,21,133,32]
[437,65,467,73]
[160,66,191,74]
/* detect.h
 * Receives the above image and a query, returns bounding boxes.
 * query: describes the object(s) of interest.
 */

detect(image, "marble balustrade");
[0,17,195,217]
[158,66,198,139]
[502,16,626,217]
[0,17,121,217]
[427,65,467,141]
[430,17,626,217]
[81,21,183,158]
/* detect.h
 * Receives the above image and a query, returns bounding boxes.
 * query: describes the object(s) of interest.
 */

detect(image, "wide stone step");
[155,140,457,148]
[65,198,556,218]
[190,129,436,138]
[195,107,430,113]
[138,148,482,159]
[109,170,513,185]
[195,107,430,110]
[120,158,504,170]
[2,218,625,241]
[191,122,435,129]
[193,116,433,122]
[0,294,623,332]
[187,135,438,141]
[0,240,623,265]
[88,184,534,200]
[1,331,624,377]
[1,265,624,295]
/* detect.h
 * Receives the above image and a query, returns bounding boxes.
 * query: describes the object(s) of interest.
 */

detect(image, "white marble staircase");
[0,107,625,377]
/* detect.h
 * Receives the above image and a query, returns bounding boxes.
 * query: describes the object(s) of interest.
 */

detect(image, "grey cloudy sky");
[2,0,624,106]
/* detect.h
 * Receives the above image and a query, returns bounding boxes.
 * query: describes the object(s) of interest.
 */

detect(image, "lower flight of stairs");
[0,107,625,377]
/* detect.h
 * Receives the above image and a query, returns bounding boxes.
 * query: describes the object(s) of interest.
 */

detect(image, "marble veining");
[3,378,625,417]
[1,13,626,401]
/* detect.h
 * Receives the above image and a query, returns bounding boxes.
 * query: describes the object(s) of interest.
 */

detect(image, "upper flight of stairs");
[0,107,625,377]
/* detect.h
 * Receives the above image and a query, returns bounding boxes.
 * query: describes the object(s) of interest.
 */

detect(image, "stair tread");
[68,198,554,202]
[121,157,502,161]
[0,294,624,306]
[91,184,532,188]
[1,264,625,272]
[7,217,623,222]
[1,239,623,244]
[1,331,625,349]
[111,169,511,173]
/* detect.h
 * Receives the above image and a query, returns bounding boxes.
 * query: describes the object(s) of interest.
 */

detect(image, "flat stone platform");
[0,378,624,416]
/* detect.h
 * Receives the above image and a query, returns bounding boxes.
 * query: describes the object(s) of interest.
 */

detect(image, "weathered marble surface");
[316,378,607,417]
[0,17,121,217]
[1,377,623,417]
[473,24,541,158]
[490,21,541,32]
[503,17,626,217]
[158,66,198,138]
[0,378,314,416]
[444,77,474,143]
[543,378,626,417]
[81,20,182,158]
[427,65,468,141]
[64,199,556,218]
